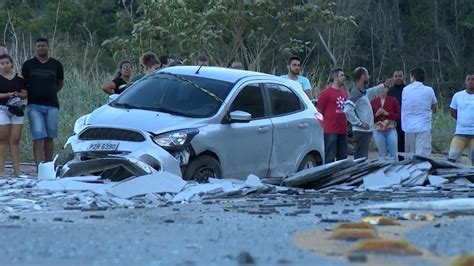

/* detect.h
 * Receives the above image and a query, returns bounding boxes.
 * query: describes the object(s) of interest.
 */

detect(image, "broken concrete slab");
[244,174,263,187]
[363,170,400,189]
[428,175,449,186]
[107,171,186,199]
[36,179,114,194]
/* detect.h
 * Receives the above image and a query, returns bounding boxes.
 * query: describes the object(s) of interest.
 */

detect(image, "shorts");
[0,107,24,125]
[448,135,474,163]
[27,104,59,140]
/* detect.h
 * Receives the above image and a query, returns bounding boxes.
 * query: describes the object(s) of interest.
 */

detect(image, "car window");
[265,83,303,116]
[229,83,265,119]
[112,74,233,118]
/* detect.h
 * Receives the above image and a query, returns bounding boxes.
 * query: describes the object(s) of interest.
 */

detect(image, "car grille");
[79,128,146,142]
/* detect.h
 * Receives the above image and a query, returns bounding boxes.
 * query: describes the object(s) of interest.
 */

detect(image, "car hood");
[86,105,210,133]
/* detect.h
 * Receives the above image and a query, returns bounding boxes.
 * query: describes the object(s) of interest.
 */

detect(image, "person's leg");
[324,134,337,163]
[405,132,416,154]
[386,129,399,160]
[353,131,372,159]
[0,124,11,176]
[396,123,405,160]
[372,129,387,158]
[447,135,466,163]
[9,123,23,175]
[469,138,474,166]
[335,134,348,160]
[44,107,59,162]
[416,130,432,156]
[28,105,48,166]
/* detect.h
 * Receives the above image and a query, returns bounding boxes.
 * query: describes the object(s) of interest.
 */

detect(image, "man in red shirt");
[317,68,348,163]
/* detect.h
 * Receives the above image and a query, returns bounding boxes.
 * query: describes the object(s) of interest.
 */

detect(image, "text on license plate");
[87,142,119,151]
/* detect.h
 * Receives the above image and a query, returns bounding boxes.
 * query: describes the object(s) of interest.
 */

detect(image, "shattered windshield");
[111,74,233,118]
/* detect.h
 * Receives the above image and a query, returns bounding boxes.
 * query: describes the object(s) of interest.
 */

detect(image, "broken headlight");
[73,114,90,134]
[152,129,198,150]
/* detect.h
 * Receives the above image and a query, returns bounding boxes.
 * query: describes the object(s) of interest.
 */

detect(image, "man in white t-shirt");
[401,67,437,156]
[447,72,474,165]
[280,55,313,99]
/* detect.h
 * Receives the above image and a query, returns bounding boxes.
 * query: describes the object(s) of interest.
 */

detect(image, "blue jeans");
[27,104,59,140]
[324,134,348,163]
[373,129,398,159]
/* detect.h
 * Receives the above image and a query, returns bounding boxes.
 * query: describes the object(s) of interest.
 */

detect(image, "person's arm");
[102,81,117,95]
[316,91,328,114]
[450,108,457,119]
[431,88,438,112]
[366,84,385,100]
[302,77,313,100]
[17,89,27,99]
[56,61,64,92]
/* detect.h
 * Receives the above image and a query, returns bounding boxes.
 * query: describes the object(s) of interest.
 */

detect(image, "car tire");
[183,155,222,183]
[298,154,317,171]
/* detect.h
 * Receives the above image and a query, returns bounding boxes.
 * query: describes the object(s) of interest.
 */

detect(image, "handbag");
[6,96,25,117]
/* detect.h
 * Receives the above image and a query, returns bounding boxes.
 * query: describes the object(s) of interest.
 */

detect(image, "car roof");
[156,66,275,83]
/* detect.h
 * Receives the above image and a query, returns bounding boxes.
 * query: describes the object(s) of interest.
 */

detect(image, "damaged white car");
[61,66,324,181]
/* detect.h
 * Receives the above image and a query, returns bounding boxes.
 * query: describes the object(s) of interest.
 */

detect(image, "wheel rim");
[193,166,218,182]
[302,160,315,169]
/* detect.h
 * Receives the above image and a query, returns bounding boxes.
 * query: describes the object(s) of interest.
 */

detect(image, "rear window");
[112,74,233,118]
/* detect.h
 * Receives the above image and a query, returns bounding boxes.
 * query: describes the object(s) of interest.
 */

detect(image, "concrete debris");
[107,172,187,199]
[366,198,474,210]
[283,155,474,190]
[0,155,473,214]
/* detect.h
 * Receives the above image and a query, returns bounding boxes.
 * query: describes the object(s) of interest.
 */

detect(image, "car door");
[217,83,273,179]
[265,83,313,177]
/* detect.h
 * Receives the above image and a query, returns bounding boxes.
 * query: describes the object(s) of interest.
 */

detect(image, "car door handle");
[299,122,309,128]
[258,126,269,133]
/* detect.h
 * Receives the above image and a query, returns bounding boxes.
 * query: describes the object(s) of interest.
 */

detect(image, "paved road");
[0,189,473,265]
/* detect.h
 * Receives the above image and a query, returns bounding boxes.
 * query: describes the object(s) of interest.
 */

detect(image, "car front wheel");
[297,154,317,172]
[183,155,222,183]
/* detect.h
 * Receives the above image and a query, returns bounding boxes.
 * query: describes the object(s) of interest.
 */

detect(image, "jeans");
[353,131,372,159]
[324,134,348,163]
[372,129,398,160]
[27,104,59,140]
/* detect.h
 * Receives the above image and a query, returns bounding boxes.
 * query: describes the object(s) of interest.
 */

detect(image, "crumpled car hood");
[86,105,209,133]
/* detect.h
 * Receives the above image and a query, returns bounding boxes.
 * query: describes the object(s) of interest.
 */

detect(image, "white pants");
[405,131,432,156]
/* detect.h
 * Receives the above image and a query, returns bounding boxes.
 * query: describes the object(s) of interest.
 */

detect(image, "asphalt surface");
[0,189,473,265]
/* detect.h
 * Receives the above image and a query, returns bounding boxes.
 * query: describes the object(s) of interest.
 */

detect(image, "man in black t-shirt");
[387,70,406,160]
[21,37,64,167]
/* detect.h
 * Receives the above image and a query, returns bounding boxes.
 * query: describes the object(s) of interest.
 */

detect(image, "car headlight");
[152,129,199,150]
[73,114,90,134]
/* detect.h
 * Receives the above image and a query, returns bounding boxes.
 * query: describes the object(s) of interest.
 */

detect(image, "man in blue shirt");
[280,55,313,99]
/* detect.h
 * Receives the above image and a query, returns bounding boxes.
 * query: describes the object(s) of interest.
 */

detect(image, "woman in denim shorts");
[0,54,27,177]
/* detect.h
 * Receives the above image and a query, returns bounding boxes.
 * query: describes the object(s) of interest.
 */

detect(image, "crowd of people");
[0,40,471,177]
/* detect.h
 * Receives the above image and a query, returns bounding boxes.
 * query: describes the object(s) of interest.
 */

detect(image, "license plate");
[87,142,119,151]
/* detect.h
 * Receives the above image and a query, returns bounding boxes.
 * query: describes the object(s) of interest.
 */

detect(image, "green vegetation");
[0,0,470,161]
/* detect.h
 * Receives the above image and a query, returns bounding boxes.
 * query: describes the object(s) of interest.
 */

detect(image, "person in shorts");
[21,37,64,167]
[447,72,474,165]
[0,54,27,176]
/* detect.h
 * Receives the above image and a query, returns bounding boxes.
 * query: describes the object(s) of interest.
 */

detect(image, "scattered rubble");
[0,155,473,214]
[282,154,474,190]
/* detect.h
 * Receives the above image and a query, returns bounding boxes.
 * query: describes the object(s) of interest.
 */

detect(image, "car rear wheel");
[298,154,317,171]
[183,155,222,183]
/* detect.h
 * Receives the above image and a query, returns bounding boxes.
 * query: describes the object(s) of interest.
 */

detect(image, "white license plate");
[87,142,119,151]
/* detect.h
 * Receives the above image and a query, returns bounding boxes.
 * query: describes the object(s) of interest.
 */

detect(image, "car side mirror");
[107,94,119,104]
[228,110,252,123]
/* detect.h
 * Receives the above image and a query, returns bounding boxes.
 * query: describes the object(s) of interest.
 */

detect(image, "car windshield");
[111,73,233,118]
